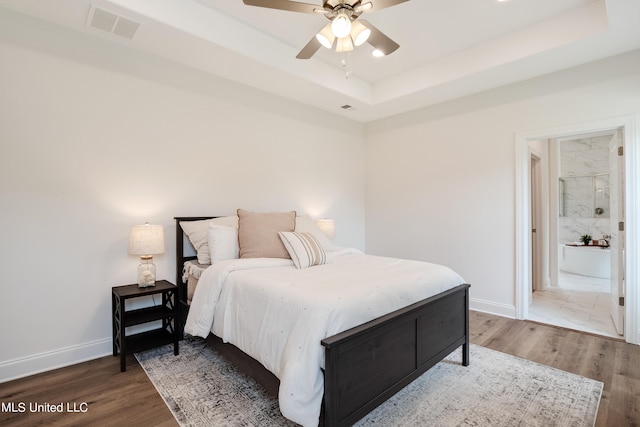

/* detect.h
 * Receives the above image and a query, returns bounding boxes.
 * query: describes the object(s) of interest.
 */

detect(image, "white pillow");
[208,224,239,263]
[295,215,334,251]
[180,216,238,264]
[278,231,327,269]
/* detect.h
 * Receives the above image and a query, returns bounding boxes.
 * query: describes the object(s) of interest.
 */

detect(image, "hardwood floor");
[0,354,177,427]
[1,311,638,426]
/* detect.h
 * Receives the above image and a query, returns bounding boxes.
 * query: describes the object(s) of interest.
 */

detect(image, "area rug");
[135,339,602,427]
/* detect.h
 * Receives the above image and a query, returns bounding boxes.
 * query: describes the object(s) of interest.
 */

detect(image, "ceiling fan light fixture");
[351,21,371,46]
[331,12,352,38]
[316,24,335,49]
[335,36,354,53]
[372,49,385,57]
[241,0,402,60]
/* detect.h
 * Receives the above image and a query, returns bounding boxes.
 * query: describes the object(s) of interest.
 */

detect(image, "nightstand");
[112,280,179,372]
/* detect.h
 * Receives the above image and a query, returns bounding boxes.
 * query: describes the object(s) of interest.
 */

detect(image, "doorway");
[515,116,639,345]
[528,132,620,338]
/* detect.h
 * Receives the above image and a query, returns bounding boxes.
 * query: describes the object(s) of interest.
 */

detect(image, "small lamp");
[316,219,336,239]
[316,23,335,49]
[128,222,164,287]
[335,36,354,53]
[350,20,371,47]
[331,11,352,38]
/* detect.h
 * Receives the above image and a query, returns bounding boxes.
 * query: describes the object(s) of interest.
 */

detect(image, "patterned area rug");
[136,339,602,427]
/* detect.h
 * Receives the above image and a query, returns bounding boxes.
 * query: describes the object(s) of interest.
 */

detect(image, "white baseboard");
[0,338,112,383]
[470,298,516,318]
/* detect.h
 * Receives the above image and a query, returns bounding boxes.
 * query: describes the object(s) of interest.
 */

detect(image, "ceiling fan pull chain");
[341,53,352,79]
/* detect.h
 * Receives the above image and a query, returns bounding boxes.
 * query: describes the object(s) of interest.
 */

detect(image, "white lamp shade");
[331,12,352,38]
[316,219,336,239]
[128,223,165,256]
[335,36,354,53]
[316,23,335,49]
[351,21,371,47]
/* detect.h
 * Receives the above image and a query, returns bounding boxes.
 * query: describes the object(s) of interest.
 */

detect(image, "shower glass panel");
[559,174,609,218]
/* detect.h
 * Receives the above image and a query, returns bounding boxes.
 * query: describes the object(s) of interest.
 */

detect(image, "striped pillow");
[278,232,327,269]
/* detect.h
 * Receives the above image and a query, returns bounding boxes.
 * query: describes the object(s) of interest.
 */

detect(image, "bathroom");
[557,135,611,280]
[529,131,621,338]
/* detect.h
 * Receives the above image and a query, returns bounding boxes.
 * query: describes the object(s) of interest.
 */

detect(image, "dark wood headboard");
[174,216,216,338]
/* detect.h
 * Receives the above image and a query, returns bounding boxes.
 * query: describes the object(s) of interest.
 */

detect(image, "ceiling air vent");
[87,6,140,40]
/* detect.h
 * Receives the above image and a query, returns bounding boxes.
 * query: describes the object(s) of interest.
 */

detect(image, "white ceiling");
[2,0,639,122]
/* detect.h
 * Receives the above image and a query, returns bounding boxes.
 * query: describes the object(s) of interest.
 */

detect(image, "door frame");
[530,154,539,296]
[515,115,639,345]
[530,152,542,296]
[609,131,625,334]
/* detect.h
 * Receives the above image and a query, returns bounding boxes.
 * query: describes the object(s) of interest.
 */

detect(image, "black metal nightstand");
[112,280,179,372]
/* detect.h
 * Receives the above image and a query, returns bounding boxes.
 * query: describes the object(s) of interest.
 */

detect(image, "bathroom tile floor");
[529,271,621,339]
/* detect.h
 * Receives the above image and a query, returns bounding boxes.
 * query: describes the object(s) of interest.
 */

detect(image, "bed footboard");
[321,283,470,427]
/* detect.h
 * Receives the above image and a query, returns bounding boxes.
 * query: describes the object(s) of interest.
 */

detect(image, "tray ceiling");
[2,0,639,122]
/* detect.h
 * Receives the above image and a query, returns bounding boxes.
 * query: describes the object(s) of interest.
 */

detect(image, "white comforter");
[184,248,465,427]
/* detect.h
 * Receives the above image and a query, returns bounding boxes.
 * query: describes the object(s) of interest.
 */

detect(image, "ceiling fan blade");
[242,0,320,14]
[359,19,399,55]
[296,35,322,59]
[362,0,409,12]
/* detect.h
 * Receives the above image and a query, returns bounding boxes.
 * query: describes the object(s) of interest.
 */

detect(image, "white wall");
[0,11,365,381]
[365,49,640,317]
[2,7,640,382]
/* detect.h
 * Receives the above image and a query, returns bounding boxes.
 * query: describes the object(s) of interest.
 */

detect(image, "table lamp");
[316,219,336,239]
[128,222,164,287]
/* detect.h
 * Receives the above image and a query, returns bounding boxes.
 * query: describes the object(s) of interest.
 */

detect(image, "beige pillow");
[237,209,296,259]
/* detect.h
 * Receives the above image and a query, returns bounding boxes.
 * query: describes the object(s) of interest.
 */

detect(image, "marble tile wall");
[559,217,610,244]
[560,136,610,175]
[560,175,610,218]
[559,136,611,243]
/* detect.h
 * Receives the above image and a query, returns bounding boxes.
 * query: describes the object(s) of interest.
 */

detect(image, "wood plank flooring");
[0,354,177,427]
[1,311,638,426]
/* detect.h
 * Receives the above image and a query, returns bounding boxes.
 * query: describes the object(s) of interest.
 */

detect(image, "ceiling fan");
[242,0,408,59]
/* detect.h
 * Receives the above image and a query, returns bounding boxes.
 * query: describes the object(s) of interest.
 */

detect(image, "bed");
[175,214,470,427]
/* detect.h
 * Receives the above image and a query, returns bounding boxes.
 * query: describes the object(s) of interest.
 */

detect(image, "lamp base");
[137,256,157,288]
[138,282,156,288]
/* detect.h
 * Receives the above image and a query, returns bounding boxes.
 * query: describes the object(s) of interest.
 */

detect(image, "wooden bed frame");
[175,216,470,427]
